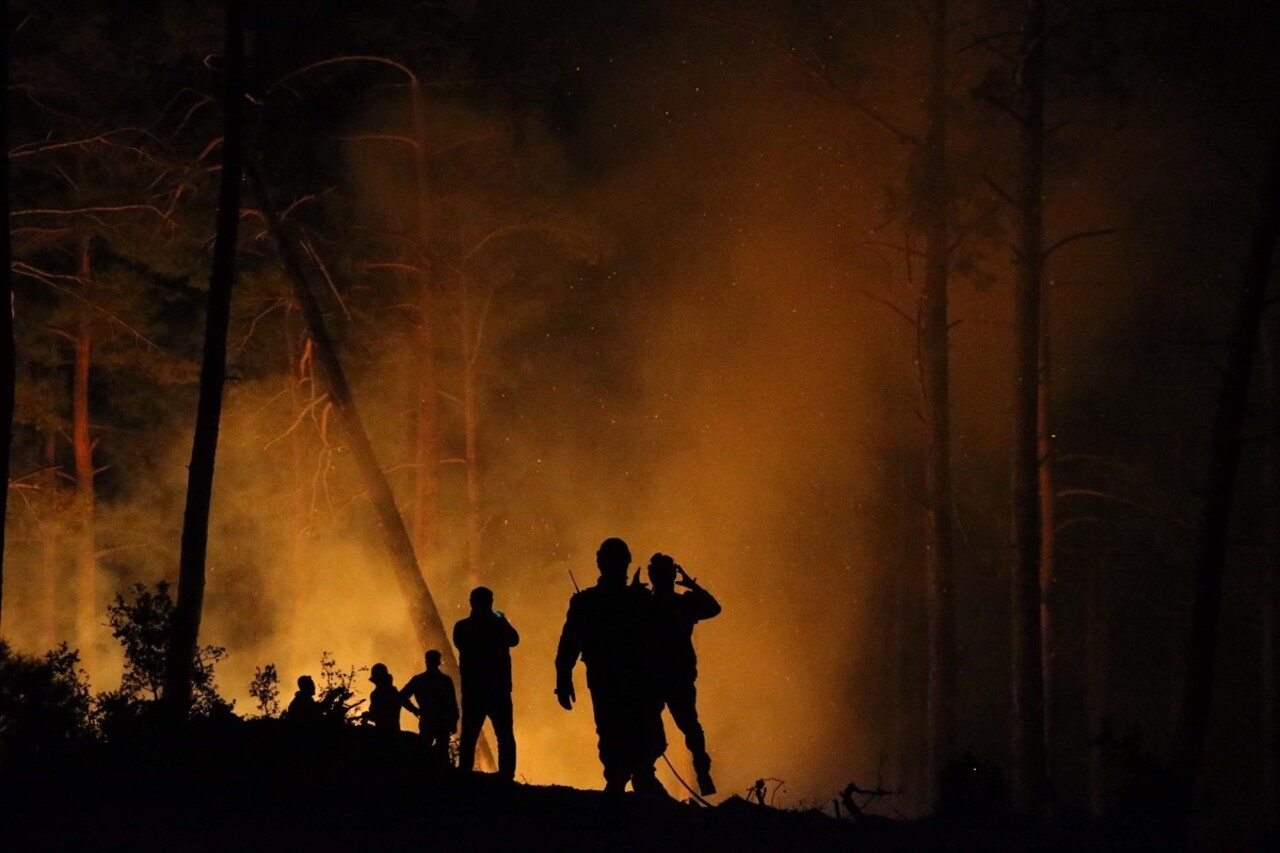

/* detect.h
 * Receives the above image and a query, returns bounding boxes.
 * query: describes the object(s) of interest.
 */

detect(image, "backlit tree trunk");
[461,278,482,587]
[1086,554,1107,814]
[1011,0,1049,812]
[1174,127,1280,810]
[249,160,497,771]
[41,429,60,647]
[1038,307,1057,780]
[920,0,958,795]
[248,163,459,671]
[1264,340,1277,824]
[408,84,442,579]
[0,0,13,631]
[163,0,244,719]
[72,242,97,661]
[285,312,313,661]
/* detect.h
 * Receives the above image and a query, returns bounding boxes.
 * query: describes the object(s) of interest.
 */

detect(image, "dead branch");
[1043,227,1120,259]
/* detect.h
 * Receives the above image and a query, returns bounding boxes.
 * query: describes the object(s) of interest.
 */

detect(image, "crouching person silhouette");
[401,650,458,767]
[648,552,721,795]
[556,537,666,796]
[285,675,343,727]
[453,587,519,779]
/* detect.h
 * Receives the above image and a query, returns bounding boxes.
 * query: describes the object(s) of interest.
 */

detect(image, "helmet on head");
[369,662,391,684]
[596,537,632,574]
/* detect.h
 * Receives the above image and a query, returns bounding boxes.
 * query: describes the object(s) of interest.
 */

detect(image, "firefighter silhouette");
[453,587,519,778]
[647,552,721,795]
[401,650,458,766]
[556,537,666,795]
[363,663,402,732]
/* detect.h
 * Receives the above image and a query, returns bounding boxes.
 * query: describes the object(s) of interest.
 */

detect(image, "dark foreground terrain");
[1,720,1197,852]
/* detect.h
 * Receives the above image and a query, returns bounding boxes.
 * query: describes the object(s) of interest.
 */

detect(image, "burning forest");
[1,0,1279,850]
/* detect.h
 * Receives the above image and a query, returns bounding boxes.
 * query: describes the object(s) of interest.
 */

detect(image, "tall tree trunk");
[461,280,482,587]
[920,0,958,796]
[408,84,441,579]
[72,243,97,662]
[890,452,920,810]
[1086,553,1106,814]
[41,429,60,647]
[1264,339,1278,826]
[1173,128,1280,810]
[0,0,13,632]
[249,161,496,770]
[163,0,244,719]
[1038,309,1057,780]
[285,312,312,662]
[1011,0,1049,812]
[248,164,454,681]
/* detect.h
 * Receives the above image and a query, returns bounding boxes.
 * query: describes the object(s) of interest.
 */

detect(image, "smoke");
[5,0,1226,815]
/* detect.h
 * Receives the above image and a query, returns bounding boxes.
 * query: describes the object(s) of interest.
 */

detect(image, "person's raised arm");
[501,613,520,647]
[677,565,722,620]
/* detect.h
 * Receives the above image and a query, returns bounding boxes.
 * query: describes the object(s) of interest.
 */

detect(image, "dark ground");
[0,720,1213,852]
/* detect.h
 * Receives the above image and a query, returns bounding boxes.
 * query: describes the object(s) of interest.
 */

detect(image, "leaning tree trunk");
[248,164,458,679]
[72,243,97,662]
[284,312,314,661]
[0,0,13,631]
[920,0,958,797]
[163,0,245,720]
[249,162,497,770]
[1011,0,1049,813]
[1174,127,1280,811]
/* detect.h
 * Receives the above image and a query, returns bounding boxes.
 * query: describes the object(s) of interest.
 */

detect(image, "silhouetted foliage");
[0,640,93,758]
[98,581,230,734]
[317,651,364,722]
[249,663,281,718]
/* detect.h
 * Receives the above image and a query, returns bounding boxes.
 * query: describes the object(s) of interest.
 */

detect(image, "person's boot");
[631,766,669,799]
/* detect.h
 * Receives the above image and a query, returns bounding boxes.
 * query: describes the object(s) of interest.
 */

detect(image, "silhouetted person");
[453,587,519,778]
[285,675,341,726]
[647,552,721,795]
[363,663,402,732]
[401,649,459,767]
[556,537,666,795]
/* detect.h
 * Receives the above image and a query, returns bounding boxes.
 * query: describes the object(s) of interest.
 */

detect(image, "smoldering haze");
[6,0,1277,824]
[6,18,937,802]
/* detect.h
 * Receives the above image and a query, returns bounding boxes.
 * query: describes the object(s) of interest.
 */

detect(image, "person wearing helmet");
[555,537,666,796]
[647,552,721,795]
[453,586,520,779]
[364,663,402,732]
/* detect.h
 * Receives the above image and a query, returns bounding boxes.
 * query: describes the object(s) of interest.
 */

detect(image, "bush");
[249,664,281,718]
[98,581,232,735]
[0,640,94,759]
